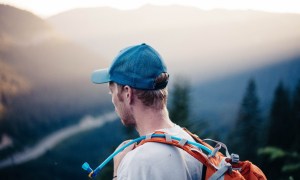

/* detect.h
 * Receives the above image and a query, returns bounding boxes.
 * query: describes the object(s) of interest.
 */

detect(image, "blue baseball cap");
[91,43,168,90]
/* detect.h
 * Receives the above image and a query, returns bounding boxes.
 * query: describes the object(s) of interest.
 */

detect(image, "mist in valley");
[1,3,300,179]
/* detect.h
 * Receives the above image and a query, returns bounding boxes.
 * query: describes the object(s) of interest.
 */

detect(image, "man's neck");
[134,106,174,136]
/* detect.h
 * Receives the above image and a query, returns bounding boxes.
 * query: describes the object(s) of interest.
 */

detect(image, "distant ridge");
[1,4,300,161]
[191,55,300,133]
[0,4,51,42]
[48,5,300,83]
[0,4,111,151]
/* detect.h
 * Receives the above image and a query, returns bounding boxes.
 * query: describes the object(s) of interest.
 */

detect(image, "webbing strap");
[204,139,230,158]
[208,164,230,180]
[209,143,221,157]
[145,134,152,140]
[178,138,188,146]
[165,134,172,142]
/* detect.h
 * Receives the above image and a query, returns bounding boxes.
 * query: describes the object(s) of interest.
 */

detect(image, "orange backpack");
[137,128,267,180]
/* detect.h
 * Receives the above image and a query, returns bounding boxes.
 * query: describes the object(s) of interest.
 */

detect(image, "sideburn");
[116,85,124,102]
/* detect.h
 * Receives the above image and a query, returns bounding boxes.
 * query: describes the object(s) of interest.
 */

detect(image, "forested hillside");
[0,4,299,179]
[0,4,111,155]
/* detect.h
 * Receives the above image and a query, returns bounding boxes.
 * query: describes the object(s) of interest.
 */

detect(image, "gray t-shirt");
[117,125,203,180]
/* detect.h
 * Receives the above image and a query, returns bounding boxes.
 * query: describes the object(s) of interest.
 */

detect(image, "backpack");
[137,128,267,180]
[82,128,267,179]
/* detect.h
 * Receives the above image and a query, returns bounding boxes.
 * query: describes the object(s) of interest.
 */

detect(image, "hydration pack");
[82,128,266,180]
[137,128,267,180]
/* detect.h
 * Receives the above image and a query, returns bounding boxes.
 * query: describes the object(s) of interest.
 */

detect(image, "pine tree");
[291,80,300,152]
[267,81,292,150]
[230,79,261,161]
[169,78,190,128]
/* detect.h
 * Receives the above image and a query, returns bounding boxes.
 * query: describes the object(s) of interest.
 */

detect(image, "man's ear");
[123,85,133,104]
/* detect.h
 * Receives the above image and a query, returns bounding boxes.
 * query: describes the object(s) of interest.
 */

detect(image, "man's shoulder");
[118,142,176,173]
[118,128,203,179]
[128,125,195,161]
[130,142,179,161]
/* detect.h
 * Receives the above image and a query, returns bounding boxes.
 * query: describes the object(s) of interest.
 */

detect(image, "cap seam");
[132,45,143,88]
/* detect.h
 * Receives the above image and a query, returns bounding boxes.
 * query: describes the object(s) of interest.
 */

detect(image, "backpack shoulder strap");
[183,128,212,147]
[137,131,245,180]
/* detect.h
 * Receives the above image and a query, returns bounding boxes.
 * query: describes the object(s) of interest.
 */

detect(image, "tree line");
[228,79,300,179]
[170,78,300,180]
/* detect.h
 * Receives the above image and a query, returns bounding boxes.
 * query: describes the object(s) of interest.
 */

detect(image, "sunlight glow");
[1,0,300,17]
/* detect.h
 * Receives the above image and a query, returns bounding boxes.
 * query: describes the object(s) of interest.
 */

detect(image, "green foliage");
[169,77,212,139]
[258,146,300,179]
[258,147,286,160]
[267,81,292,149]
[259,80,300,179]
[282,163,300,173]
[229,78,300,179]
[229,79,262,162]
[291,80,300,151]
[169,77,190,127]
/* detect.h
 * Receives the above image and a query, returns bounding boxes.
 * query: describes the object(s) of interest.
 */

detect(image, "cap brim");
[91,68,110,84]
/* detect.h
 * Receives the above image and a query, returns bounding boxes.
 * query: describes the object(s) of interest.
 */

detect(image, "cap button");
[141,43,146,45]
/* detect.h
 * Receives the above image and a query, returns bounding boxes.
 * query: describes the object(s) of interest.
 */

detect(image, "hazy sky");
[1,0,300,17]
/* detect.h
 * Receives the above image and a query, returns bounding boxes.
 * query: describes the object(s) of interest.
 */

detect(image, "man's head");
[92,43,168,90]
[92,43,169,126]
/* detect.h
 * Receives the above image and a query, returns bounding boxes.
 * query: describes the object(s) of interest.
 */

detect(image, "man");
[91,43,202,180]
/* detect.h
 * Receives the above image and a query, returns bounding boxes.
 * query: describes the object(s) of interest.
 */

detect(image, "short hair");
[115,73,169,109]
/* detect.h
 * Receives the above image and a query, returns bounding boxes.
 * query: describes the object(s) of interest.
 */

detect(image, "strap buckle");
[231,153,239,164]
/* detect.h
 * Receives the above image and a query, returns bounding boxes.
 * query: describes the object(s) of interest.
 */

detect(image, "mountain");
[0,5,299,178]
[48,5,300,83]
[47,5,300,136]
[1,3,300,159]
[0,61,30,116]
[0,4,50,42]
[0,4,112,152]
[191,56,300,136]
[0,4,54,56]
